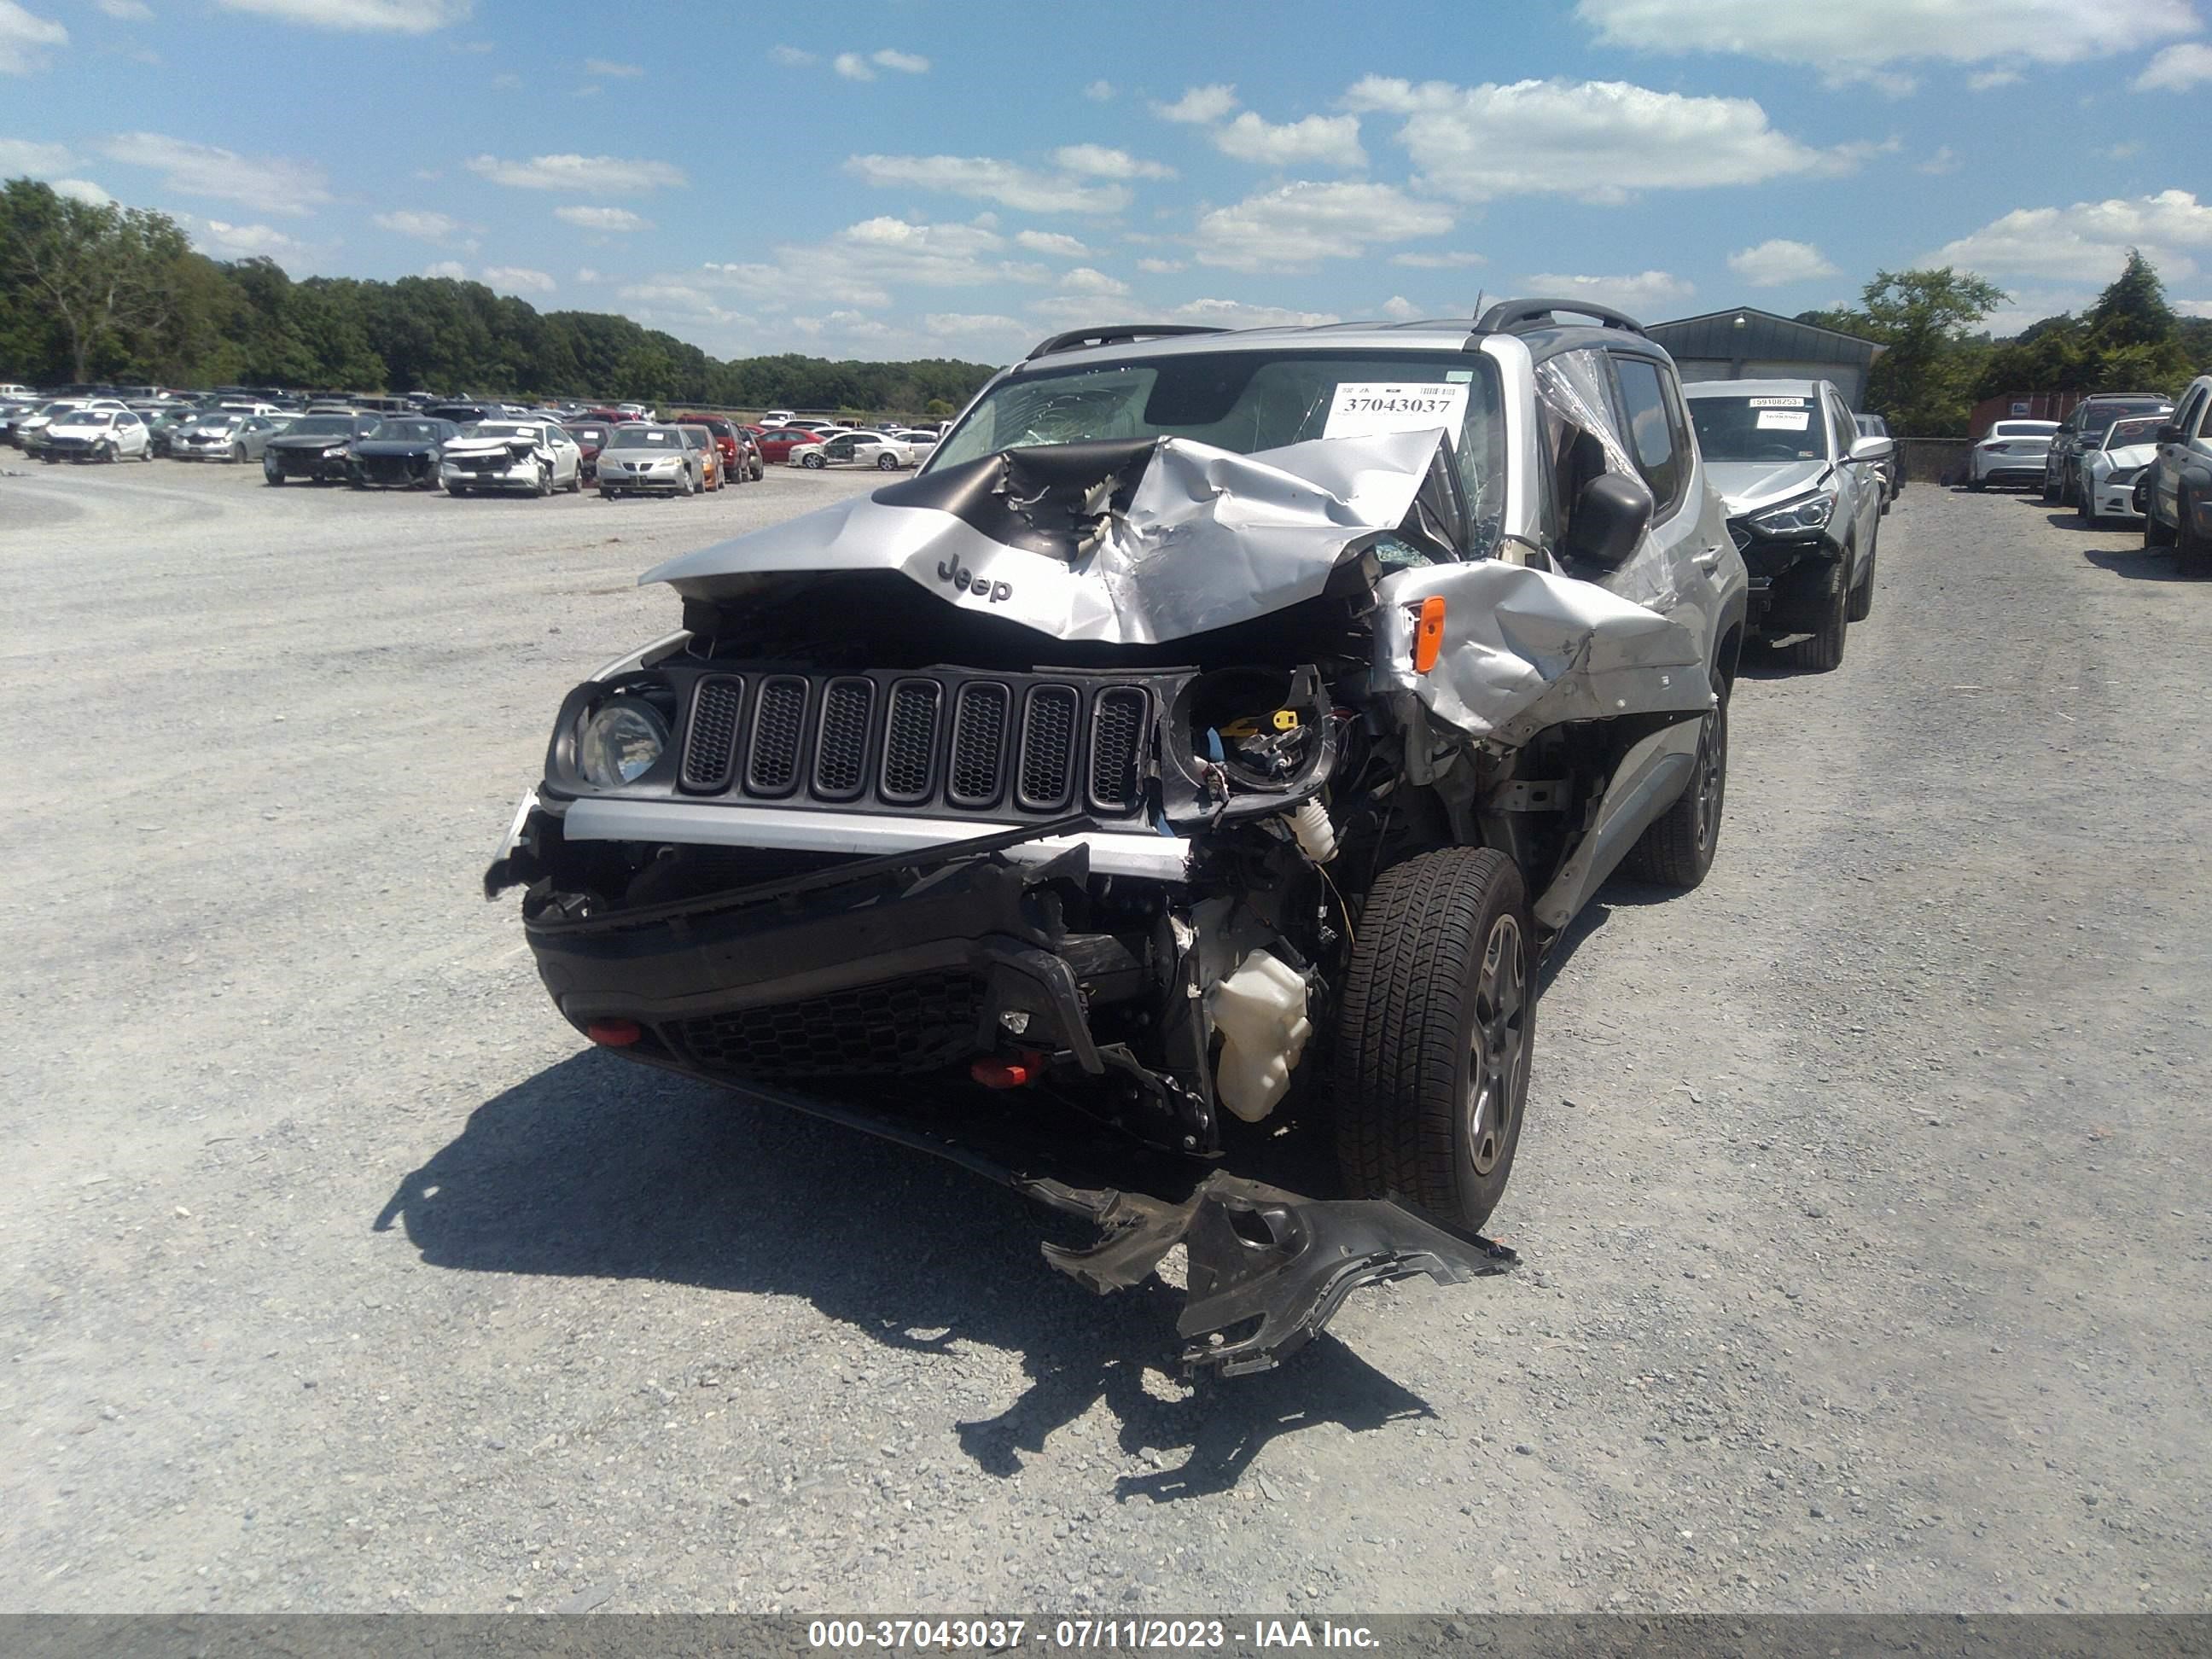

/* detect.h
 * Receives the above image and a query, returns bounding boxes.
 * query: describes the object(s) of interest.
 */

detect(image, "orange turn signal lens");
[1412,596,1447,674]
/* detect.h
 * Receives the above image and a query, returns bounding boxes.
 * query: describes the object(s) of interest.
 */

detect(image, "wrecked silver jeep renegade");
[487,300,1749,1373]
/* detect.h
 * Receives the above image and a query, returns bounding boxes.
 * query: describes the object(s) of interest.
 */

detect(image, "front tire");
[1334,847,1534,1236]
[1847,539,1877,622]
[2145,498,2177,548]
[2178,492,2209,576]
[1784,556,1849,672]
[801,452,825,469]
[1621,671,1727,889]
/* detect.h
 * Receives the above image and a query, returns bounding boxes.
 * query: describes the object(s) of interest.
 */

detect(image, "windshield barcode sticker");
[1756,410,1812,430]
[1324,382,1470,444]
[1749,397,1809,407]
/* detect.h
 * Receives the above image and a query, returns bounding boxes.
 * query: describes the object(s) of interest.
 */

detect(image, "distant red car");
[563,422,612,481]
[674,414,750,483]
[754,426,825,464]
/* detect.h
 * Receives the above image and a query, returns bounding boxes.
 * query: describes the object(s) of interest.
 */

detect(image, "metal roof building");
[1644,306,1886,407]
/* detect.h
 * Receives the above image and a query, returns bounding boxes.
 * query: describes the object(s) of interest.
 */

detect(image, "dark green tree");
[0,179,195,381]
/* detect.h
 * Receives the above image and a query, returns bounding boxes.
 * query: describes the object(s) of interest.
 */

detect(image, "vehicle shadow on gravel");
[2081,545,2193,582]
[375,1050,1438,1501]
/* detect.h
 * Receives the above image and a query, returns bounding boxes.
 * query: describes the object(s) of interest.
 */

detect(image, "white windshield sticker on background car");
[1756,410,1813,430]
[1323,382,1470,445]
[1749,397,1808,407]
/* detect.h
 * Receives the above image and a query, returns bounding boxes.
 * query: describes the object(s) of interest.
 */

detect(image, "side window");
[1610,355,1685,515]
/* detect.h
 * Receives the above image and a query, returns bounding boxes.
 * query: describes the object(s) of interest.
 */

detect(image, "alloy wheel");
[1466,914,1529,1175]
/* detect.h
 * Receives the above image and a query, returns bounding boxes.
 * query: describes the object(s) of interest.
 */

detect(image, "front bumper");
[2091,476,2146,520]
[353,452,439,487]
[442,457,538,490]
[1728,523,1841,629]
[598,463,690,492]
[267,450,349,481]
[491,812,1515,1374]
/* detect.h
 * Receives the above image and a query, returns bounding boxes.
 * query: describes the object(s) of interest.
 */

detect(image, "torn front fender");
[1373,561,1712,748]
[1043,1173,1518,1377]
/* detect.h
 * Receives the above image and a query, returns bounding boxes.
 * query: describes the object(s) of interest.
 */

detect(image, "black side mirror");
[2157,422,2181,445]
[1559,470,1654,570]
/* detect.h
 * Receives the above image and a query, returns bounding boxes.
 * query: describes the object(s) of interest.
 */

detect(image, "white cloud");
[556,204,652,232]
[422,259,468,279]
[51,178,114,204]
[0,136,77,174]
[1926,189,2212,282]
[870,48,928,73]
[1390,248,1488,268]
[1576,0,2196,73]
[927,311,1027,340]
[1519,271,1696,317]
[1967,68,2023,90]
[373,208,465,241]
[1153,84,1239,124]
[845,153,1131,215]
[0,2,67,74]
[215,0,470,31]
[1919,146,1960,175]
[1137,256,1186,273]
[1213,111,1367,171]
[573,265,605,283]
[2105,141,2145,160]
[2178,299,2212,318]
[2135,43,2212,91]
[1346,75,1845,203]
[1193,179,1454,272]
[465,152,687,193]
[690,215,1054,311]
[100,131,332,214]
[1059,265,1128,296]
[1014,228,1090,257]
[188,215,328,270]
[1726,238,1840,286]
[1381,295,1422,320]
[832,51,870,79]
[1166,297,1342,329]
[96,0,152,18]
[1051,143,1175,180]
[1082,79,1114,102]
[769,44,814,65]
[583,58,641,78]
[481,264,555,294]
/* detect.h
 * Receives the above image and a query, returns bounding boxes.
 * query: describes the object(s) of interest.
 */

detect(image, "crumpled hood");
[1704,458,1832,516]
[444,434,541,457]
[642,428,1447,646]
[2092,442,2157,473]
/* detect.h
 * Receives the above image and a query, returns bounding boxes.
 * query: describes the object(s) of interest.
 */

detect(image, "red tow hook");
[971,1052,1045,1089]
[585,1019,643,1047]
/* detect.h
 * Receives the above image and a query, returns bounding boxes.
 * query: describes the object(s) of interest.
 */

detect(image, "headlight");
[577,699,668,788]
[1748,487,1838,536]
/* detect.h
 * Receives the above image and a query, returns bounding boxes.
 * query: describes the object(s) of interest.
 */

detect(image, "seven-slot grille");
[672,670,1152,822]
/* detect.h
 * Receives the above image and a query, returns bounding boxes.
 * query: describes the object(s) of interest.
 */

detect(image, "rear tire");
[1969,477,1987,492]
[2179,492,2209,576]
[1333,847,1534,1236]
[1621,671,1728,890]
[876,453,899,470]
[1784,557,1849,672]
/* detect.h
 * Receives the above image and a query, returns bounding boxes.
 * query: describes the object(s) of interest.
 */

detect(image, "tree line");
[0,177,996,414]
[1798,251,2211,435]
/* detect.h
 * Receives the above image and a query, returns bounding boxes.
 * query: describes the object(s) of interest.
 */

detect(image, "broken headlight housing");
[577,699,668,788]
[1746,486,1838,538]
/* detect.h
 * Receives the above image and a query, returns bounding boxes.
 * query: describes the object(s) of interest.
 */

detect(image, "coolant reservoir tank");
[1204,949,1313,1124]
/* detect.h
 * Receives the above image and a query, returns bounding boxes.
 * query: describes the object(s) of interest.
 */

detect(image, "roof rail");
[1475,298,1645,336]
[1024,323,1230,362]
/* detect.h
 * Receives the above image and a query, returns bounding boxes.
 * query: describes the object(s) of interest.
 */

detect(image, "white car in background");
[886,425,940,459]
[439,421,584,497]
[790,428,918,470]
[17,398,127,452]
[38,406,154,463]
[2079,414,2164,526]
[1968,419,2058,491]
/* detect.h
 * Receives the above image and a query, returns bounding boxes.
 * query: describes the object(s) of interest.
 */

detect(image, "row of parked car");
[1963,382,2212,563]
[0,386,945,501]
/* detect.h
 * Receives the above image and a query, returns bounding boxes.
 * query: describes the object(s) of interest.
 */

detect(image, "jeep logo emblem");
[936,558,1014,604]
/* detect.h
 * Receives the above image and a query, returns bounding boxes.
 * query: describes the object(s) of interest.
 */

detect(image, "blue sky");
[5,0,2211,364]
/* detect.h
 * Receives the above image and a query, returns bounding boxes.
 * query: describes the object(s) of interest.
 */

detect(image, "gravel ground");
[3,461,2207,1616]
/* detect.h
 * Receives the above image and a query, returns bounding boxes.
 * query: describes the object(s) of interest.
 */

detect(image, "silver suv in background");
[1969,418,2058,490]
[1685,378,1889,672]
